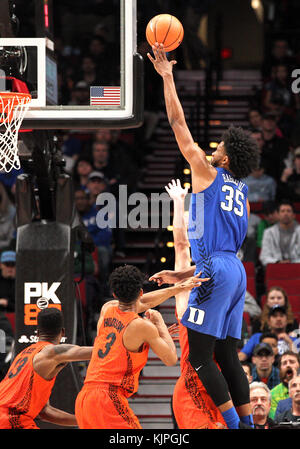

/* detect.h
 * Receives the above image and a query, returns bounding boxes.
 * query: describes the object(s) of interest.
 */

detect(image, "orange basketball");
[146,14,184,52]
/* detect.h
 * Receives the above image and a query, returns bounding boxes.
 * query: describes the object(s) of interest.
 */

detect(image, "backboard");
[0,0,143,129]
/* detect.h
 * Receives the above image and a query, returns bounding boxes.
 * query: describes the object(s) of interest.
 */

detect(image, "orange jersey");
[76,305,149,429]
[84,305,149,397]
[173,320,227,429]
[0,341,56,429]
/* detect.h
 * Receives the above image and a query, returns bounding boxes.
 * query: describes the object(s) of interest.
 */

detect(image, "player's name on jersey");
[104,317,125,333]
[222,173,246,192]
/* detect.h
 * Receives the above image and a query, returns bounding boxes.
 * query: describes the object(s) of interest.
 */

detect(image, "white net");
[0,93,31,173]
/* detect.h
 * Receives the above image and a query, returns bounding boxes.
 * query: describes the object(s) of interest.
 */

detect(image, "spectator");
[278,146,300,201]
[0,250,16,380]
[72,156,94,191]
[249,382,276,429]
[243,290,262,322]
[270,351,300,419]
[274,375,300,425]
[262,39,295,80]
[74,186,113,294]
[259,332,279,367]
[263,64,298,114]
[243,164,277,202]
[87,36,119,85]
[259,200,300,265]
[0,183,16,251]
[256,201,279,249]
[239,213,262,263]
[91,141,119,192]
[260,113,290,182]
[251,286,298,335]
[247,109,263,132]
[241,361,253,384]
[86,171,109,206]
[251,343,280,390]
[69,81,90,106]
[249,129,265,153]
[238,305,298,362]
[76,56,100,87]
[91,138,137,195]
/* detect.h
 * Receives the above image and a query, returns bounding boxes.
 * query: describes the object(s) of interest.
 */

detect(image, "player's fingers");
[156,43,165,60]
[147,52,155,63]
[199,277,210,283]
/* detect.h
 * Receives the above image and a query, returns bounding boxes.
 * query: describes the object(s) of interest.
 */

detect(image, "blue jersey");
[181,167,249,339]
[188,167,248,263]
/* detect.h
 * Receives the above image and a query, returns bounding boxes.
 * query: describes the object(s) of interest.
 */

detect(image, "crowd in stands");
[0,1,299,428]
[236,35,300,427]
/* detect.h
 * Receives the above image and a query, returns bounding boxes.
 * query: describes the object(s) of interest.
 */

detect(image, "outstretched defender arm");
[148,44,216,188]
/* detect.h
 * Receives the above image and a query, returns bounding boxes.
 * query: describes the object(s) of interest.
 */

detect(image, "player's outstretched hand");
[149,269,181,286]
[147,42,177,77]
[165,178,188,201]
[177,272,209,290]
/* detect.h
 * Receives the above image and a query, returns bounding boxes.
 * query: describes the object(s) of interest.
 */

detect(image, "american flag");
[90,86,121,105]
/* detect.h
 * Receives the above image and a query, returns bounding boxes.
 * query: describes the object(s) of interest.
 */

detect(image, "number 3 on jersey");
[220,185,244,217]
[98,332,116,359]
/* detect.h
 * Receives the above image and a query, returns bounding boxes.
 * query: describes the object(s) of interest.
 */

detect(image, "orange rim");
[0,92,31,122]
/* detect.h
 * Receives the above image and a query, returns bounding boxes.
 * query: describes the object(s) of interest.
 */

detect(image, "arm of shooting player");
[37,401,77,427]
[148,43,216,179]
[137,272,206,313]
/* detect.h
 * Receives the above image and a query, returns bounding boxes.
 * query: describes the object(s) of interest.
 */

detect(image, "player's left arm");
[247,198,250,217]
[137,274,205,313]
[33,344,93,380]
[37,401,77,427]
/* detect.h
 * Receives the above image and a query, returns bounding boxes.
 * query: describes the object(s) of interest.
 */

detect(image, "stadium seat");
[294,202,300,212]
[249,202,263,213]
[243,311,251,328]
[265,263,300,280]
[5,313,15,333]
[243,261,256,297]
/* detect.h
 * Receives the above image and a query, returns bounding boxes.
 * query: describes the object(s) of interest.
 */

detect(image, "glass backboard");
[0,0,143,129]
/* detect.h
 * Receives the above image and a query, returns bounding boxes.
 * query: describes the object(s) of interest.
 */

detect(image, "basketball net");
[0,92,31,173]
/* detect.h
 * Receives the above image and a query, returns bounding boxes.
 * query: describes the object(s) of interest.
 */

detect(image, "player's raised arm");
[147,43,216,183]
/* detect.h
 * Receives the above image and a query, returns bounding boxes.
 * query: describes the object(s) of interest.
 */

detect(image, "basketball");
[146,14,184,52]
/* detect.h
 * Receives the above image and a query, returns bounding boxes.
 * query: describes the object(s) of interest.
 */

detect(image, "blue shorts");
[181,252,246,340]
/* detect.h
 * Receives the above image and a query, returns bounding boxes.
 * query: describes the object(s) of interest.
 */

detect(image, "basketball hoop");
[0,92,31,173]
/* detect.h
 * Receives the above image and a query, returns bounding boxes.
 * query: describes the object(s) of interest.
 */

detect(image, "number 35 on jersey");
[220,185,245,217]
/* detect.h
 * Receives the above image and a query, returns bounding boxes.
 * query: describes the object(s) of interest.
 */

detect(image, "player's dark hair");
[109,265,145,303]
[37,307,64,338]
[222,126,260,179]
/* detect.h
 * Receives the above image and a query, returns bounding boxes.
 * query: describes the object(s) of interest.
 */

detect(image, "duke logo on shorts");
[181,168,248,340]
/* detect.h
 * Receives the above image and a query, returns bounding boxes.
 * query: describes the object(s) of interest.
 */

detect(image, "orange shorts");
[173,375,227,429]
[75,383,142,429]
[0,408,38,429]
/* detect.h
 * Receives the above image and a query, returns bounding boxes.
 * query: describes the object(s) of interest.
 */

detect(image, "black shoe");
[238,421,254,429]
